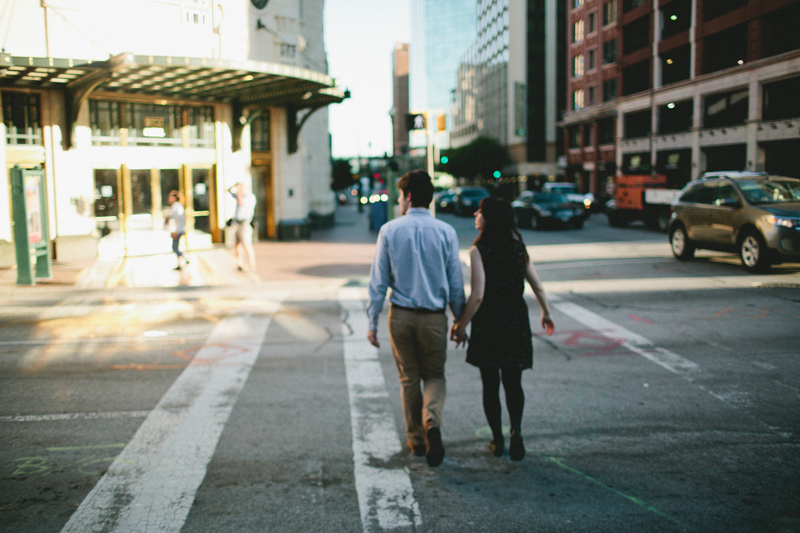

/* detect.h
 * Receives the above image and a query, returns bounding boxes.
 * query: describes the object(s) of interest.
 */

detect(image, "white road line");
[60,292,286,533]
[0,411,151,422]
[339,288,422,532]
[551,300,700,376]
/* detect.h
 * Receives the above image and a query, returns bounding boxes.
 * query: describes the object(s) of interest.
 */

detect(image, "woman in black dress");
[451,196,554,460]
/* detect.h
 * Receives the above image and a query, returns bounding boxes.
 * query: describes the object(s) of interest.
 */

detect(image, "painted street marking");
[551,300,700,376]
[339,288,422,532]
[0,411,151,422]
[473,426,693,530]
[60,292,286,533]
[13,445,126,477]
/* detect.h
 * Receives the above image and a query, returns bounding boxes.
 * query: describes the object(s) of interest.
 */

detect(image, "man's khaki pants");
[388,306,448,446]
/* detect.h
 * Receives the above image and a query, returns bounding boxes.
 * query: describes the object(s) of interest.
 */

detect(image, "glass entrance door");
[95,166,195,257]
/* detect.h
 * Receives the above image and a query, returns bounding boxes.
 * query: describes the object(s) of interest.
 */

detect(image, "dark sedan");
[453,187,490,217]
[511,191,586,229]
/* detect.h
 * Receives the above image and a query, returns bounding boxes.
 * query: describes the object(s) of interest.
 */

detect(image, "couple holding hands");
[367,170,554,467]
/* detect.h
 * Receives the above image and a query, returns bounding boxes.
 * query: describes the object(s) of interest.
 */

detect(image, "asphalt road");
[1,205,799,533]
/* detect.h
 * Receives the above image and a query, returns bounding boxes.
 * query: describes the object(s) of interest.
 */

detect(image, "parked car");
[512,191,586,229]
[541,182,596,212]
[453,187,490,217]
[668,172,800,272]
[434,189,456,213]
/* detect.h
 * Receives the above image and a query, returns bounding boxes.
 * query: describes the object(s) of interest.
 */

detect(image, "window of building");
[623,109,651,138]
[251,110,272,151]
[89,100,121,145]
[761,2,800,59]
[660,44,691,86]
[763,76,800,122]
[703,89,748,129]
[573,0,584,8]
[623,15,650,55]
[658,99,692,134]
[2,92,41,145]
[583,123,594,146]
[588,12,596,34]
[603,78,618,101]
[604,0,618,25]
[598,117,615,144]
[702,23,747,74]
[125,103,182,146]
[573,54,585,77]
[622,152,651,174]
[573,19,585,43]
[623,0,648,13]
[573,89,585,111]
[94,169,119,219]
[660,0,691,40]
[88,100,215,148]
[588,48,596,70]
[622,59,650,96]
[703,0,747,22]
[568,126,581,148]
[588,85,596,105]
[186,106,215,148]
[603,38,617,64]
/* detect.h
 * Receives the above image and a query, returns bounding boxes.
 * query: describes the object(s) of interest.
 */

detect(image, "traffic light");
[440,156,449,164]
[405,113,426,131]
[437,114,446,131]
[493,171,502,178]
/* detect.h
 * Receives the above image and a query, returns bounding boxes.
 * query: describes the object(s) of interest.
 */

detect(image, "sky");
[324,0,412,160]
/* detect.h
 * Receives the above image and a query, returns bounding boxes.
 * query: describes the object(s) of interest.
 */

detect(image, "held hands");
[450,323,468,348]
[367,330,380,348]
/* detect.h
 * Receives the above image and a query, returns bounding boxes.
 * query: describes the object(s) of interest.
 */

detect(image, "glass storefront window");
[3,92,41,145]
[251,111,271,152]
[187,106,215,148]
[94,169,119,219]
[126,103,182,146]
[89,100,121,145]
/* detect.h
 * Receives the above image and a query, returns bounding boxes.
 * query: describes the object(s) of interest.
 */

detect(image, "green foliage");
[437,137,512,181]
[331,159,355,191]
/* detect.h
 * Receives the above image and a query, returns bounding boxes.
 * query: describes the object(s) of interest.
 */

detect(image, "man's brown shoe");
[407,439,426,457]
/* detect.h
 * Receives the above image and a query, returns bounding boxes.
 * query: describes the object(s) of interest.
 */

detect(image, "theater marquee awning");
[0,52,348,151]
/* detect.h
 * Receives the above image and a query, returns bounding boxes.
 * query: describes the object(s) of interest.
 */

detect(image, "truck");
[605,174,683,232]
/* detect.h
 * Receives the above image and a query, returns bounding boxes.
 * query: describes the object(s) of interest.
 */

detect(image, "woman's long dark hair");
[473,196,529,262]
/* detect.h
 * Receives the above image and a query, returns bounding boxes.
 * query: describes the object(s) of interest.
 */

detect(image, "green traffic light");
[441,156,449,164]
[493,171,501,178]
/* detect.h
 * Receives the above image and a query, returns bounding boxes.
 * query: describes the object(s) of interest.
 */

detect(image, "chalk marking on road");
[59,292,286,533]
[550,300,700,376]
[0,411,152,422]
[533,451,696,531]
[472,425,693,529]
[339,288,423,532]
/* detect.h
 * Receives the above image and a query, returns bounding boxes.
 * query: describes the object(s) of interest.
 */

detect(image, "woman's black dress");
[466,239,533,370]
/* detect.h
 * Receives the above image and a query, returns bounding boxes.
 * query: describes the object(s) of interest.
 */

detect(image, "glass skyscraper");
[411,0,477,136]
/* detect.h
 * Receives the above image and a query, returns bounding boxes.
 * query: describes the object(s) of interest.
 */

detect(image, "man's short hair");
[397,170,434,207]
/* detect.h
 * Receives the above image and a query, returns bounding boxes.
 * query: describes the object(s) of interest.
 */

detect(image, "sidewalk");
[0,203,380,293]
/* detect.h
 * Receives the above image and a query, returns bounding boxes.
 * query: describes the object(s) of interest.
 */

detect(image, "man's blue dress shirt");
[367,208,466,331]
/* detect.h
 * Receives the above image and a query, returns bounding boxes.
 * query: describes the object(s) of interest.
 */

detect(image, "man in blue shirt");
[367,170,465,467]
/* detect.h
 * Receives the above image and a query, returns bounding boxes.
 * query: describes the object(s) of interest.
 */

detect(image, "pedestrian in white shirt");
[229,181,257,272]
[166,190,189,270]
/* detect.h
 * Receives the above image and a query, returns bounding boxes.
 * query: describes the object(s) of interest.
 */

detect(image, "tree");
[439,137,511,181]
[331,159,355,191]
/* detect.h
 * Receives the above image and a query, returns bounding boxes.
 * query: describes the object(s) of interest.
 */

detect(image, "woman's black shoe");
[509,428,525,461]
[488,438,505,457]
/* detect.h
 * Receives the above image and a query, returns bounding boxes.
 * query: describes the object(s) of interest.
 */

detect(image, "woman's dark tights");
[479,366,524,442]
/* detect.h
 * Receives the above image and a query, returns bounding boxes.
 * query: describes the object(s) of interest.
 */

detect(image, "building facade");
[391,43,410,156]
[1,0,345,265]
[562,0,800,203]
[451,0,567,181]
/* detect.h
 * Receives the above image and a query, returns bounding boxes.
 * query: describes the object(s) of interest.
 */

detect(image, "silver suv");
[668,172,800,272]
